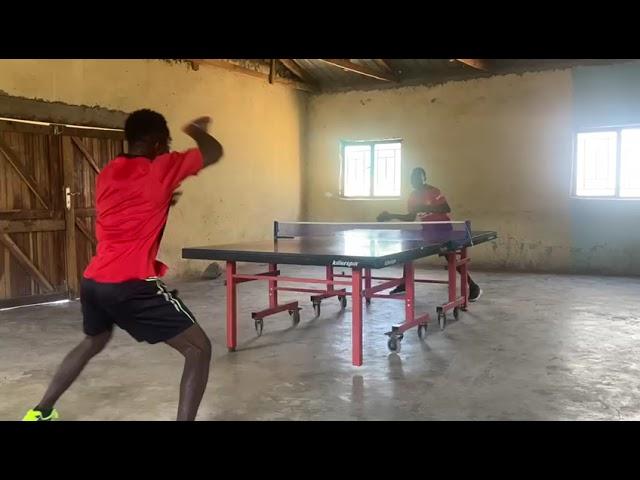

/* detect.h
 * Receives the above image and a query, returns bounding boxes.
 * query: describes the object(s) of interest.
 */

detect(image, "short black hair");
[124,109,170,144]
[411,167,426,179]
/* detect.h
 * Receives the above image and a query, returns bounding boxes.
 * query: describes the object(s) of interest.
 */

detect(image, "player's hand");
[170,191,182,207]
[182,116,211,134]
[377,211,391,222]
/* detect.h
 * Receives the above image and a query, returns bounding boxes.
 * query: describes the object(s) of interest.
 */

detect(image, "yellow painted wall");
[0,60,307,278]
[2,61,634,277]
[305,70,575,271]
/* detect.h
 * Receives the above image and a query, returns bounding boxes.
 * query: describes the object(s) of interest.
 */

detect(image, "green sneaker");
[22,408,59,421]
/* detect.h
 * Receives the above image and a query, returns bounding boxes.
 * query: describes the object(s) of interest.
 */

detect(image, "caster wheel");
[312,301,321,317]
[289,309,300,325]
[417,324,428,339]
[438,312,447,331]
[453,307,460,320]
[338,295,347,310]
[387,336,402,353]
[254,318,264,336]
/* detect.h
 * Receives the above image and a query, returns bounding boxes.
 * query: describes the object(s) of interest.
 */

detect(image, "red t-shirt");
[83,149,204,283]
[408,186,453,240]
[408,186,451,223]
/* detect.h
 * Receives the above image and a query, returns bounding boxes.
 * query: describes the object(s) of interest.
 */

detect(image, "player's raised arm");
[182,116,223,168]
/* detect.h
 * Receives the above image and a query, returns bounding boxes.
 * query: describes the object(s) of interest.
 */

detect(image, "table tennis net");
[275,221,473,244]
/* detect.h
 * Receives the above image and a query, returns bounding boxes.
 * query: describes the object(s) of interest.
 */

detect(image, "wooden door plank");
[0,233,54,291]
[70,136,101,174]
[75,218,97,247]
[0,136,49,209]
[61,137,79,296]
[0,219,65,233]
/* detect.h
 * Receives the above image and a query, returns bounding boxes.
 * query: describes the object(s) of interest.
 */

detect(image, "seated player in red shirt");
[23,110,223,421]
[377,167,482,301]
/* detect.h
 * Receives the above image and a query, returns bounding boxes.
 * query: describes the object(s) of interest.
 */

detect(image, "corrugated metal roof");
[226,59,633,93]
[284,59,487,90]
[385,59,463,76]
[294,59,369,87]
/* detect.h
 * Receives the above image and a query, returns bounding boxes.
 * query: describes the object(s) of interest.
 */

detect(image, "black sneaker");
[390,284,406,294]
[469,285,483,302]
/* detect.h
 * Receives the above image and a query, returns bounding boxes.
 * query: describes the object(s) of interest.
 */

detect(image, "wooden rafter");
[0,137,49,209]
[319,59,397,82]
[269,59,276,84]
[455,59,491,71]
[278,59,315,84]
[372,59,394,74]
[0,233,54,291]
[190,59,318,93]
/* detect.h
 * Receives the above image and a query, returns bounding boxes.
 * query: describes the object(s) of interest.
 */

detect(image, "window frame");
[339,138,403,200]
[572,124,640,200]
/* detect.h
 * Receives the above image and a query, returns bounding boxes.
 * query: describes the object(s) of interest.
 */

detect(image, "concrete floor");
[1,265,640,421]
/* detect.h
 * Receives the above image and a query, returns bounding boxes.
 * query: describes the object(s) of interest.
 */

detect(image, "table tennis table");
[182,221,497,366]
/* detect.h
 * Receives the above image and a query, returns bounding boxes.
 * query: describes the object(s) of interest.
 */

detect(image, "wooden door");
[0,120,124,308]
[0,120,67,308]
[60,128,125,295]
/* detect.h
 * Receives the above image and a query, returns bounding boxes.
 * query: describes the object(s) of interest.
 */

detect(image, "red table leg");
[268,263,278,309]
[447,253,457,305]
[404,262,415,325]
[326,266,334,295]
[226,261,237,352]
[460,248,469,310]
[437,252,465,329]
[309,266,347,314]
[385,261,430,349]
[364,268,372,305]
[351,267,363,366]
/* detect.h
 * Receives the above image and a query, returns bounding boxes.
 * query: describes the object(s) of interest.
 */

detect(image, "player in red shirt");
[377,167,482,301]
[23,110,223,421]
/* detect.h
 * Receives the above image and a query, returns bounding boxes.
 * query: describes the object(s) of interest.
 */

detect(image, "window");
[574,127,640,198]
[341,140,402,198]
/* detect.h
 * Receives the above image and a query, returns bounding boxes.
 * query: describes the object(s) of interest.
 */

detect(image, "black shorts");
[81,277,197,344]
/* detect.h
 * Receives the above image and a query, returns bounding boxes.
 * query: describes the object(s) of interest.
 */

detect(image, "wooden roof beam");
[455,59,491,71]
[372,59,394,74]
[190,59,318,93]
[278,59,316,84]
